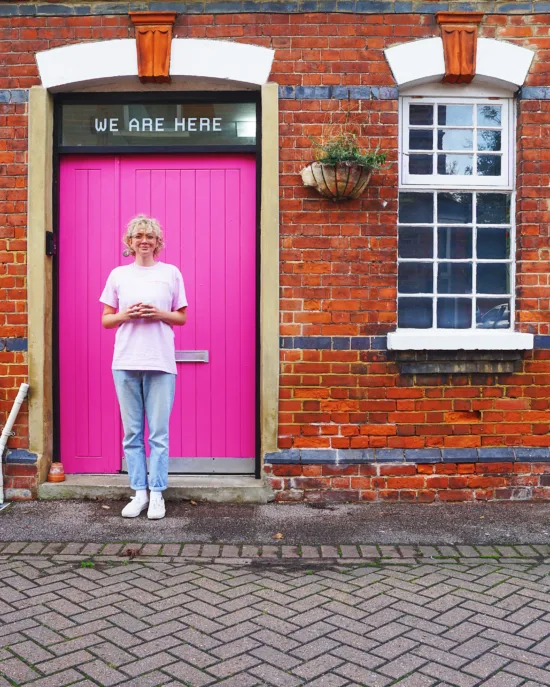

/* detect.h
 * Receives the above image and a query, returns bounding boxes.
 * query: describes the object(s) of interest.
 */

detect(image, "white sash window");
[397,94,517,335]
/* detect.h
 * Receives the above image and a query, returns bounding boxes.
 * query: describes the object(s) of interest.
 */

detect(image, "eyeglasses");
[131,233,157,241]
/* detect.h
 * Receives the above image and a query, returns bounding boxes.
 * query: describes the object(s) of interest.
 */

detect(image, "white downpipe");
[0,383,29,504]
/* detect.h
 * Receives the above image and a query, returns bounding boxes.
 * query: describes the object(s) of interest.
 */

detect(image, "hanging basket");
[300,161,373,202]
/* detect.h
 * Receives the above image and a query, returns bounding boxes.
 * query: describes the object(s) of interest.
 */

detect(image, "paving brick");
[10,639,54,663]
[335,662,392,686]
[80,659,127,685]
[19,669,84,687]
[0,656,40,683]
[463,652,510,678]
[420,662,482,687]
[163,660,216,686]
[475,674,524,687]
[249,663,304,686]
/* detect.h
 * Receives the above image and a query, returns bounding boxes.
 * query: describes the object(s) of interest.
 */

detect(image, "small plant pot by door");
[300,162,373,201]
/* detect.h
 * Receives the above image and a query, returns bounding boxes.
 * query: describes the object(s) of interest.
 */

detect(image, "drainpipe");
[0,383,30,504]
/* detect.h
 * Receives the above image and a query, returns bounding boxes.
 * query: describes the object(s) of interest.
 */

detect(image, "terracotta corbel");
[129,12,177,83]
[436,12,484,84]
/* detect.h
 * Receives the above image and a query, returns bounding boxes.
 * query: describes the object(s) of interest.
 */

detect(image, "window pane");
[477,194,510,224]
[410,104,433,125]
[409,155,433,175]
[438,227,472,259]
[438,129,473,151]
[477,228,510,259]
[437,154,473,175]
[438,193,473,224]
[438,263,472,294]
[409,129,433,150]
[438,105,473,126]
[476,298,510,329]
[477,155,502,177]
[399,227,433,258]
[399,193,433,223]
[398,297,433,328]
[399,263,433,294]
[437,298,472,328]
[476,264,510,294]
[477,104,502,126]
[477,130,501,151]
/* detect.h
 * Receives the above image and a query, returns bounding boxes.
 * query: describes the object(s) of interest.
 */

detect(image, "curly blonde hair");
[122,214,165,257]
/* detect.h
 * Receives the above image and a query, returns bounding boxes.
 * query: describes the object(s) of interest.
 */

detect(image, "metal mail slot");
[175,350,209,363]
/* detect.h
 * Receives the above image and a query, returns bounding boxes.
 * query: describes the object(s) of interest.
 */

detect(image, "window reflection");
[399,193,434,223]
[438,105,473,126]
[476,298,510,329]
[438,193,473,224]
[437,154,473,175]
[437,298,471,328]
[399,228,433,259]
[438,227,472,259]
[437,263,473,294]
[398,263,433,294]
[398,298,432,328]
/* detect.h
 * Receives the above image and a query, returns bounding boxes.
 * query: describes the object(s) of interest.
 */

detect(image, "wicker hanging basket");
[300,161,373,201]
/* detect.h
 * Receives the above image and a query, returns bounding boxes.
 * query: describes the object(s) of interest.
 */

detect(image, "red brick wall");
[265,461,550,503]
[1,11,550,469]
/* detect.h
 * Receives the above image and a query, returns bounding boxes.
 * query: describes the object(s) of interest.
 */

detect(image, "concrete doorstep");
[38,474,274,503]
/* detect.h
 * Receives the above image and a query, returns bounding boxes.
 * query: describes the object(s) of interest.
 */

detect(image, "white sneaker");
[148,492,166,520]
[121,492,149,518]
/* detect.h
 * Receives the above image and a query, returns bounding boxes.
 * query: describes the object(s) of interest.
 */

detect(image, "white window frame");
[400,96,514,188]
[389,89,533,351]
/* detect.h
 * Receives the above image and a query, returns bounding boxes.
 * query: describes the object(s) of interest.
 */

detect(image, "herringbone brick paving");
[0,544,549,686]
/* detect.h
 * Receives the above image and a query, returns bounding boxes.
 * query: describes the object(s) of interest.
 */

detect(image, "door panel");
[59,154,257,474]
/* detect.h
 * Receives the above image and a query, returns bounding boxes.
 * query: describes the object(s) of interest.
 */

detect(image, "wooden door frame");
[27,82,279,483]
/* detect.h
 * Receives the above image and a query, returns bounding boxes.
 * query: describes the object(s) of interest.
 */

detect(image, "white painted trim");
[171,39,274,87]
[385,37,534,91]
[387,331,534,351]
[36,38,275,90]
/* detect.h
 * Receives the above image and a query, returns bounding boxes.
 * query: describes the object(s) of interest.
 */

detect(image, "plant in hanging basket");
[301,132,387,201]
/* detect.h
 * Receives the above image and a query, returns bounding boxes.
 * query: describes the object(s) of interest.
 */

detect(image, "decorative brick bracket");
[436,12,484,84]
[129,12,177,83]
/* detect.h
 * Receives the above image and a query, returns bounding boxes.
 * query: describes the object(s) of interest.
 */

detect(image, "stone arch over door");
[27,38,279,482]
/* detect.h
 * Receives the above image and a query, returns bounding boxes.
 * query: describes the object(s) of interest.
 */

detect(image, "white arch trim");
[385,37,534,91]
[36,38,275,90]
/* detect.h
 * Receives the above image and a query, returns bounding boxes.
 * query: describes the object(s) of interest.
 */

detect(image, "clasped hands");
[126,302,163,321]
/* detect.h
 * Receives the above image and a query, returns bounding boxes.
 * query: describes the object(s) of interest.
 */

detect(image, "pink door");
[58,154,257,474]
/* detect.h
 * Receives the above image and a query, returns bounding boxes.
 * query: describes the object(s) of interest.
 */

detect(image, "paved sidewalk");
[1,546,550,686]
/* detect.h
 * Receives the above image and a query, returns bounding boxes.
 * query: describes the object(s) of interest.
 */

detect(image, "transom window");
[398,94,515,331]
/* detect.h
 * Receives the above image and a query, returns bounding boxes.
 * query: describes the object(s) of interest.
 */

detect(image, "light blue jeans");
[113,370,176,492]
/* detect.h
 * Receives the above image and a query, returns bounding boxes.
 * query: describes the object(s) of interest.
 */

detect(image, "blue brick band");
[265,447,550,464]
[280,336,388,350]
[520,87,550,100]
[6,450,38,464]
[0,338,28,352]
[279,86,398,100]
[2,1,550,15]
[0,90,28,104]
[281,336,550,351]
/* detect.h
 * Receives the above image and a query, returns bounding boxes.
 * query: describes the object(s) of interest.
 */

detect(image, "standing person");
[100,214,188,520]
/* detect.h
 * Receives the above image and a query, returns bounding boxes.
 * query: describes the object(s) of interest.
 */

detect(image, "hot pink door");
[58,154,257,474]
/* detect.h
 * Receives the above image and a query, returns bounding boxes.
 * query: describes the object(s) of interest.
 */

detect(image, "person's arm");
[101,303,144,329]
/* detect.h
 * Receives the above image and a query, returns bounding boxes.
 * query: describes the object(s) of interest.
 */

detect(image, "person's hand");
[125,303,144,320]
[138,303,164,321]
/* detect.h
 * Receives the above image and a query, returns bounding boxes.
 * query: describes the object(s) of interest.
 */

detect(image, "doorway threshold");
[38,474,274,504]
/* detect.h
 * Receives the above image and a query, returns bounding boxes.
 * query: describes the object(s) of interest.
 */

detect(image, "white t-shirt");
[100,262,188,375]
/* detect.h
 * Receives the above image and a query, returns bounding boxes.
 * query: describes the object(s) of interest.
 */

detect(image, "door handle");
[175,350,209,363]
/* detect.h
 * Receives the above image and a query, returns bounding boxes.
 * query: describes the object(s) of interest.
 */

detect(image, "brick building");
[2,0,550,502]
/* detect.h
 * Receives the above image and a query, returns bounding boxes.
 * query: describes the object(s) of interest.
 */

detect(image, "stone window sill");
[387,331,534,351]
